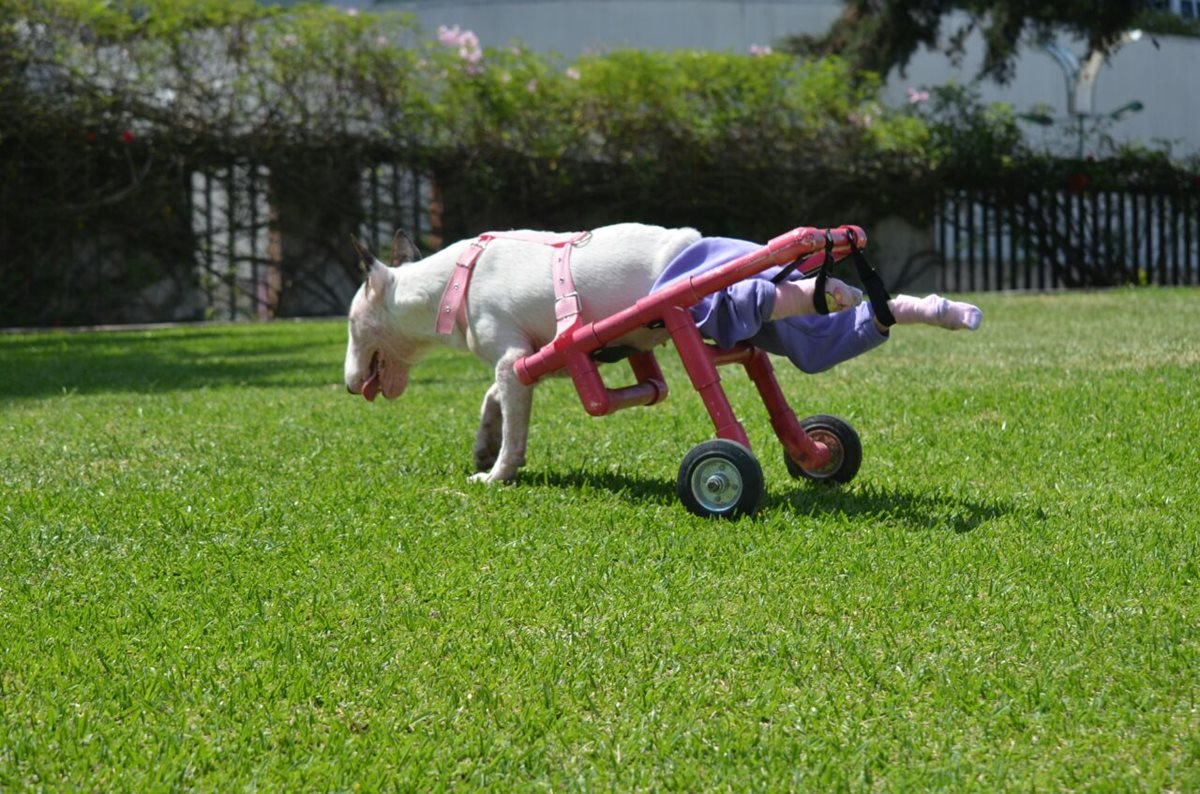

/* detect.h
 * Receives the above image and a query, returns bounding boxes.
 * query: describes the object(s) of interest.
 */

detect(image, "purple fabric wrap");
[650,236,889,373]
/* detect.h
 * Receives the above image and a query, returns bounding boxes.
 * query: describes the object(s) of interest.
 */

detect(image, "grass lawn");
[2,288,1199,790]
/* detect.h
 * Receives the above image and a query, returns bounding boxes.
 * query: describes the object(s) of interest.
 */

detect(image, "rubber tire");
[677,439,765,519]
[785,414,862,485]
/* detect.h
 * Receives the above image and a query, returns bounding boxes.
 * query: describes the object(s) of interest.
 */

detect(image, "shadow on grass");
[528,467,1010,533]
[0,327,340,400]
[525,467,679,506]
[1,325,494,402]
[772,483,1012,534]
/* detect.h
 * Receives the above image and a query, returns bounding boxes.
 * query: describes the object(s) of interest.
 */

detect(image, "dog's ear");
[390,229,421,267]
[351,234,377,276]
[351,235,390,300]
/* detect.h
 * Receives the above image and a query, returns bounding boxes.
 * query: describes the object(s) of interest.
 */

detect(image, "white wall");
[380,0,843,56]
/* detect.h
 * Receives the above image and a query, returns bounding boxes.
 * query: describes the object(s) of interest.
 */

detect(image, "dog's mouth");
[355,349,410,402]
[360,352,382,402]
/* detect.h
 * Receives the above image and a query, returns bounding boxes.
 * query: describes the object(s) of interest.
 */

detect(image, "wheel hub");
[691,458,743,512]
[804,428,844,477]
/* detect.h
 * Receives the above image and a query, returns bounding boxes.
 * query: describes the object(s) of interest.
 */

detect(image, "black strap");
[847,230,895,327]
[811,231,836,315]
[770,228,894,323]
[770,258,801,286]
[770,229,834,292]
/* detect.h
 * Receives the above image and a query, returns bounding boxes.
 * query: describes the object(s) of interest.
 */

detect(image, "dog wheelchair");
[513,224,885,519]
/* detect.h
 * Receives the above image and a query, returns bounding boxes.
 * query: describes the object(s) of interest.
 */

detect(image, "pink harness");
[434,230,593,338]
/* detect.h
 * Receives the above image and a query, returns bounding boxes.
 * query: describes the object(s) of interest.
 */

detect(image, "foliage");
[428,48,934,239]
[0,0,937,325]
[905,80,1200,182]
[0,0,930,170]
[0,0,430,153]
[785,0,1145,83]
[1,0,1195,326]
[905,83,1026,172]
[1134,7,1200,39]
[3,289,1200,788]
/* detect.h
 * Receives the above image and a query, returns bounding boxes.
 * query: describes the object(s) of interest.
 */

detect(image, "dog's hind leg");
[469,349,533,484]
[473,383,502,473]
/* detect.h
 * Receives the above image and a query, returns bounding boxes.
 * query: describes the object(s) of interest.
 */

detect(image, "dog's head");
[344,231,424,402]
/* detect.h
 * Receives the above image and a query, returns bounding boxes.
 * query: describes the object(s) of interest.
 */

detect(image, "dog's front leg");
[473,383,502,473]
[469,350,532,484]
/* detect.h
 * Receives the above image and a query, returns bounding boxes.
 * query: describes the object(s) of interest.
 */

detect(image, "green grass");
[2,289,1199,791]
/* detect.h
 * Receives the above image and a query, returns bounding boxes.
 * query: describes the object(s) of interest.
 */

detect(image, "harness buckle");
[555,291,582,322]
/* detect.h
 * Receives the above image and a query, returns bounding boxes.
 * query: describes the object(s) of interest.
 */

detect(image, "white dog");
[344,223,701,484]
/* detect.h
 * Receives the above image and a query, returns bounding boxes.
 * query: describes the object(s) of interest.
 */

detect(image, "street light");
[1030,30,1145,157]
[1019,100,1144,133]
[1109,99,1145,120]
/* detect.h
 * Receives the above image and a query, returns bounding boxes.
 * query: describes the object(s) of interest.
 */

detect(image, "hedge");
[1,0,1195,325]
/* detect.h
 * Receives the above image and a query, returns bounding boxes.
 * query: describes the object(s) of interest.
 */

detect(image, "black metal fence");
[936,186,1200,292]
[6,140,1198,328]
[0,136,441,327]
[190,162,273,321]
[186,159,435,322]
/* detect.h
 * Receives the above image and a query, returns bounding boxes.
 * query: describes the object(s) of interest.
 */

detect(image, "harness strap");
[803,230,896,326]
[434,230,591,337]
[435,240,486,336]
[847,231,896,327]
[812,231,835,315]
[551,244,582,338]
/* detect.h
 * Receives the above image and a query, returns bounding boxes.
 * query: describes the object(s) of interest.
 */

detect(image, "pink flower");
[565,67,580,80]
[906,87,931,104]
[749,44,773,57]
[459,38,482,64]
[437,24,482,65]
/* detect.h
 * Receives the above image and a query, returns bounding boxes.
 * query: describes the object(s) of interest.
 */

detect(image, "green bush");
[1,0,1195,324]
[1,0,930,189]
[0,0,943,324]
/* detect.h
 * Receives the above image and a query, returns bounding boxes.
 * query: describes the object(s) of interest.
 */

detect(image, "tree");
[786,1,1145,83]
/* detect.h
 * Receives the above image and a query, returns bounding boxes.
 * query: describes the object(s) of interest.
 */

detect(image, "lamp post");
[1028,30,1145,158]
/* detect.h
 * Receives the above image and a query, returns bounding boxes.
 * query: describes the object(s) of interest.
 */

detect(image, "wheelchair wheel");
[677,439,764,519]
[785,414,861,485]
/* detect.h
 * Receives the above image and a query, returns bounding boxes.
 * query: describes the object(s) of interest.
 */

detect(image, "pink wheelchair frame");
[513,224,869,518]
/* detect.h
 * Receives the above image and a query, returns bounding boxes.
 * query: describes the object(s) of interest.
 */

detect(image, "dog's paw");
[468,469,517,485]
